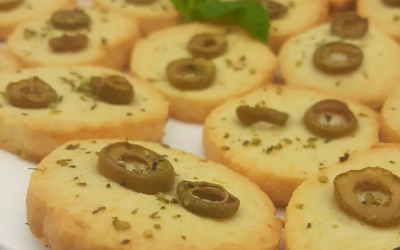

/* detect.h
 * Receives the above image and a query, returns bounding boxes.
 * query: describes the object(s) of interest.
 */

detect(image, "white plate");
[0,119,285,250]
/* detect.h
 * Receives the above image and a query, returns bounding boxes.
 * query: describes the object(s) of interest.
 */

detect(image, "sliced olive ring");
[166,58,216,90]
[334,167,400,227]
[49,34,89,52]
[331,12,368,39]
[303,100,358,139]
[98,142,175,195]
[6,77,58,109]
[125,0,156,4]
[177,181,240,219]
[267,0,288,19]
[188,33,228,59]
[90,75,134,105]
[0,0,23,10]
[314,42,363,74]
[382,0,400,6]
[236,105,289,126]
[51,9,91,30]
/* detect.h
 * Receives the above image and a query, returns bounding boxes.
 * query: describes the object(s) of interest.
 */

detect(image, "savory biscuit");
[278,22,400,108]
[0,0,74,38]
[203,85,379,206]
[357,0,400,43]
[285,146,400,250]
[381,87,400,142]
[130,23,276,123]
[26,140,283,250]
[0,67,168,161]
[0,47,19,72]
[7,8,139,70]
[92,0,180,35]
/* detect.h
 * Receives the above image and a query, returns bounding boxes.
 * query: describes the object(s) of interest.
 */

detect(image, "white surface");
[0,119,285,250]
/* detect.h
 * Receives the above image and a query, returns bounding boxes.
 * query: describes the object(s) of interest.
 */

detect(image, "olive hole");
[329,52,348,63]
[119,155,150,173]
[202,39,217,47]
[354,180,392,206]
[342,20,356,29]
[318,112,347,126]
[177,64,200,78]
[193,187,227,202]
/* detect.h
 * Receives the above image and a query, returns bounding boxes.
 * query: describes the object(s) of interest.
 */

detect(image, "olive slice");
[382,0,400,6]
[98,142,175,195]
[236,105,289,126]
[0,0,23,10]
[125,0,156,4]
[49,34,89,53]
[313,42,363,74]
[177,181,240,219]
[166,58,216,90]
[331,12,368,39]
[303,100,358,139]
[6,77,58,109]
[266,0,288,19]
[188,33,228,59]
[334,167,400,227]
[90,75,134,105]
[51,9,91,30]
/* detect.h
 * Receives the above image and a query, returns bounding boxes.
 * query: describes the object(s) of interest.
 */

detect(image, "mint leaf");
[172,0,207,21]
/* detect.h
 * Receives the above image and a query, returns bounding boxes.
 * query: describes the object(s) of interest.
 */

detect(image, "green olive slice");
[334,167,400,227]
[177,180,240,219]
[166,58,216,90]
[125,0,156,4]
[188,33,228,59]
[266,0,288,19]
[382,0,400,6]
[6,77,58,109]
[236,105,289,126]
[303,99,358,139]
[313,42,363,74]
[51,9,91,30]
[90,75,134,105]
[49,34,89,53]
[331,12,368,39]
[0,0,23,10]
[98,142,175,195]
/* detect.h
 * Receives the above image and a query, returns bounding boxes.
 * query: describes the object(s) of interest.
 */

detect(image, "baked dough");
[203,85,379,206]
[26,139,283,250]
[0,47,19,72]
[0,0,74,38]
[357,0,400,43]
[380,87,400,142]
[130,23,276,123]
[92,0,180,35]
[0,67,168,162]
[7,8,139,70]
[285,146,400,250]
[278,23,400,108]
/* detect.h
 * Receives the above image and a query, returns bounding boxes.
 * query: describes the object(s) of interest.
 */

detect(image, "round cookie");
[26,140,283,250]
[357,0,400,43]
[0,66,168,161]
[203,85,379,206]
[285,146,400,250]
[0,47,19,72]
[278,22,400,108]
[92,0,180,36]
[380,86,400,142]
[7,8,139,70]
[0,0,74,38]
[130,23,276,123]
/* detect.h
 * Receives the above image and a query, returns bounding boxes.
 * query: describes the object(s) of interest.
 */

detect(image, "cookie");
[7,8,139,70]
[0,66,168,161]
[357,0,400,43]
[0,47,19,72]
[285,146,400,250]
[26,140,283,250]
[380,86,400,142]
[130,23,276,123]
[203,85,379,206]
[278,21,400,108]
[0,0,74,38]
[92,0,180,35]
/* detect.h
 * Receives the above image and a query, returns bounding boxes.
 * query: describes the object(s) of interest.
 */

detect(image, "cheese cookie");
[0,66,168,161]
[130,23,276,123]
[203,85,379,206]
[7,8,139,70]
[26,140,282,250]
[285,146,400,250]
[380,87,400,142]
[0,47,19,72]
